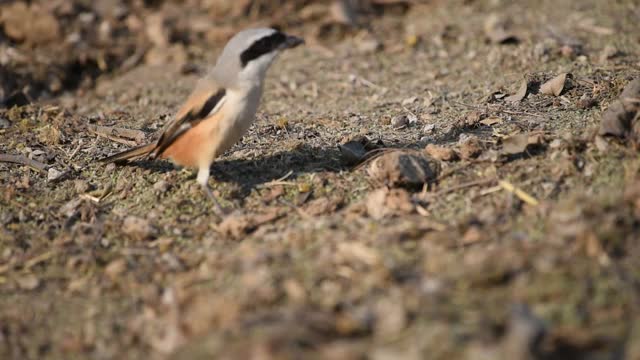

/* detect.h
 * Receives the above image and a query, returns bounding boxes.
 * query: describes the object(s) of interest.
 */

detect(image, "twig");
[87,125,145,146]
[278,199,313,220]
[430,178,495,197]
[498,180,539,206]
[0,153,48,173]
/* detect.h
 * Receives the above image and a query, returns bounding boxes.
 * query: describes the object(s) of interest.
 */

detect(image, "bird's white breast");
[209,86,262,159]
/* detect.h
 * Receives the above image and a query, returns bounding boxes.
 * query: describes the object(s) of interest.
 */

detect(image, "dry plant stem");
[498,180,539,206]
[0,153,48,173]
[431,178,496,197]
[87,125,139,146]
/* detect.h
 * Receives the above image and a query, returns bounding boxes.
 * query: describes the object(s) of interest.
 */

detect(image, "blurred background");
[0,0,417,107]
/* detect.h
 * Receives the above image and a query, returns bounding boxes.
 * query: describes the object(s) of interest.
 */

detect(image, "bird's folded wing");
[151,77,227,159]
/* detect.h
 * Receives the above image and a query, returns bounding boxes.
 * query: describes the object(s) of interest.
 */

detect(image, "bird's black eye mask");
[240,32,286,67]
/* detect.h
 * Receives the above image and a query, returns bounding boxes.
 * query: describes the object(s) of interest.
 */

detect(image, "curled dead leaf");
[540,73,569,96]
[502,133,545,155]
[599,78,640,139]
[506,79,528,102]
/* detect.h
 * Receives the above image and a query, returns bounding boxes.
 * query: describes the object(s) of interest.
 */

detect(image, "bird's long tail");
[100,143,156,163]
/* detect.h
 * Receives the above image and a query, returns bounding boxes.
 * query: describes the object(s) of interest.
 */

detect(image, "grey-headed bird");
[101,28,304,213]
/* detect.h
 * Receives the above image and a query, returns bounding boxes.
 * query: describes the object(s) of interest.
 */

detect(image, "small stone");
[47,168,64,182]
[153,179,170,192]
[391,115,409,129]
[577,93,596,109]
[0,117,10,129]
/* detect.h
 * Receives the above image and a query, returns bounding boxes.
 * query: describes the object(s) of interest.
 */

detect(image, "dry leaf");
[480,117,503,126]
[540,73,569,96]
[506,80,528,102]
[599,78,640,138]
[502,133,545,155]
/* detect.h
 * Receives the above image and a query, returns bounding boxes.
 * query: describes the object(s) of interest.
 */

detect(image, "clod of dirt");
[425,144,458,162]
[391,114,417,129]
[305,197,341,216]
[217,208,282,239]
[598,79,640,139]
[577,94,596,109]
[366,187,415,220]
[483,14,519,44]
[506,79,528,102]
[367,151,439,188]
[339,139,367,165]
[122,216,157,241]
[458,135,483,160]
[540,73,569,96]
[501,133,545,155]
[0,3,61,45]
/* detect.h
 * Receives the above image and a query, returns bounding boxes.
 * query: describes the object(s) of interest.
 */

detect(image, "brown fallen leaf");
[502,133,545,155]
[540,73,569,96]
[506,79,528,102]
[16,273,40,290]
[480,117,503,126]
[599,78,640,139]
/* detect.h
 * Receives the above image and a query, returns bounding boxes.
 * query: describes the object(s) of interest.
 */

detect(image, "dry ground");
[1,0,640,359]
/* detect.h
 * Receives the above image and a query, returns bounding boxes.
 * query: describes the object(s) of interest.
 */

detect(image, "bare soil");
[1,0,640,359]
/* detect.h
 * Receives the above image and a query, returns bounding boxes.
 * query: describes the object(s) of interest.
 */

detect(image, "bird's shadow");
[124,143,348,200]
[211,143,345,198]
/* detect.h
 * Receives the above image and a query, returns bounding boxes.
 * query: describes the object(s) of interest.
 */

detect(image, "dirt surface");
[1,0,640,359]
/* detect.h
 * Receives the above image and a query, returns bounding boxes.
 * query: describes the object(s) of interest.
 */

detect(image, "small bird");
[101,28,304,213]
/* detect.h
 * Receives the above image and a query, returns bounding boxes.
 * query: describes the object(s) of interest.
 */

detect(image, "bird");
[101,28,304,213]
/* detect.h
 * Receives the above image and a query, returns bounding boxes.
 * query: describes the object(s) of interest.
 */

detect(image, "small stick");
[0,154,48,173]
[431,178,495,197]
[498,180,539,206]
[87,125,145,146]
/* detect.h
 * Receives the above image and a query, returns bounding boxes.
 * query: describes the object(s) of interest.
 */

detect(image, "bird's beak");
[282,35,304,49]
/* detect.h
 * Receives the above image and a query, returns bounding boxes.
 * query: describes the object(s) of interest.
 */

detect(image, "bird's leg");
[197,166,225,215]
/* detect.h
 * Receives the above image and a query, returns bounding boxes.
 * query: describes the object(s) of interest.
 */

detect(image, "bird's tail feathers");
[100,143,156,163]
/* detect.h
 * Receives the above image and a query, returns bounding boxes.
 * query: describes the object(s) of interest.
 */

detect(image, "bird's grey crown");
[210,28,280,87]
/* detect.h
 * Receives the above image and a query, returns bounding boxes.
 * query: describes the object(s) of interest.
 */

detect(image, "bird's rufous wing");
[150,76,227,159]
